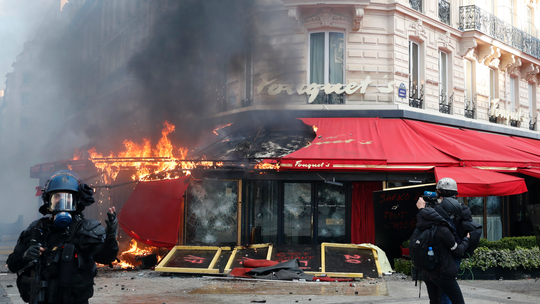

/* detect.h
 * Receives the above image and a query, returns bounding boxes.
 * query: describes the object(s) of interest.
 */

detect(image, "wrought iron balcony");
[464,94,476,119]
[439,90,453,114]
[409,79,424,109]
[459,5,540,60]
[312,91,344,104]
[439,0,450,26]
[410,0,422,13]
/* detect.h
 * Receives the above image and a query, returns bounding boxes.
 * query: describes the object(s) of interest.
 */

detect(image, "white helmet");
[436,177,458,192]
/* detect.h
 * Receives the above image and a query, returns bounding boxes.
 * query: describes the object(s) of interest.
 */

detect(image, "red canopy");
[434,167,527,197]
[118,176,190,248]
[517,168,540,179]
[404,120,540,169]
[279,118,459,171]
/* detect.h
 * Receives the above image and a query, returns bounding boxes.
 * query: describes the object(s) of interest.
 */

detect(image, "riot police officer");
[7,170,119,304]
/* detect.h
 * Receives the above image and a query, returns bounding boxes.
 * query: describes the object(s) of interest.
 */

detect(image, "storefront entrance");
[247,181,348,245]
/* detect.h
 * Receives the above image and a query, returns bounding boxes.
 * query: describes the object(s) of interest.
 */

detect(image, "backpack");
[409,225,439,271]
[458,219,483,257]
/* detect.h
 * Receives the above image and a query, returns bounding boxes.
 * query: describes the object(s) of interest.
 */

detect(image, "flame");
[254,162,280,170]
[213,123,233,135]
[72,148,82,160]
[111,239,162,269]
[312,125,318,133]
[87,121,226,183]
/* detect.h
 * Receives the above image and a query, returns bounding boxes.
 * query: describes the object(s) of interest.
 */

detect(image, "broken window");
[317,183,346,244]
[186,180,238,246]
[248,180,279,244]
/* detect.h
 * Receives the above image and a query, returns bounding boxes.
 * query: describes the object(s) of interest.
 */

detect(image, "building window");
[509,76,516,111]
[489,69,497,100]
[499,0,513,26]
[409,41,423,108]
[529,83,536,130]
[309,31,344,104]
[438,0,450,25]
[410,0,422,13]
[526,6,533,35]
[464,59,475,118]
[461,196,503,241]
[439,51,451,114]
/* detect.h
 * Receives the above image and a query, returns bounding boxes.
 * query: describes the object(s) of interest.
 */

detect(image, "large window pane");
[468,196,503,241]
[310,33,325,84]
[284,183,312,245]
[186,180,238,246]
[317,183,346,244]
[329,32,344,84]
[249,181,279,244]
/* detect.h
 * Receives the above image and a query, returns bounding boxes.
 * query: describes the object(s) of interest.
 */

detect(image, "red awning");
[118,176,190,248]
[279,118,459,171]
[434,167,527,197]
[517,168,540,179]
[405,120,540,170]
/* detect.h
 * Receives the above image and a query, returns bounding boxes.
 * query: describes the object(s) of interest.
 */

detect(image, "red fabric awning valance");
[279,118,459,171]
[118,176,190,248]
[517,168,540,179]
[434,167,527,197]
[404,120,540,170]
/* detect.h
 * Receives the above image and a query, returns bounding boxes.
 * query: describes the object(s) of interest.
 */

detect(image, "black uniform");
[7,214,118,304]
[416,205,470,304]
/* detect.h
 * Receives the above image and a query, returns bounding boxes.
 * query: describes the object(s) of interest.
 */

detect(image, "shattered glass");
[317,183,346,243]
[186,180,238,246]
[284,183,312,245]
[248,181,278,244]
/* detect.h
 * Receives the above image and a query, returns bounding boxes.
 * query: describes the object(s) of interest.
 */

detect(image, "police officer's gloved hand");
[78,183,95,206]
[23,244,42,262]
[105,208,118,240]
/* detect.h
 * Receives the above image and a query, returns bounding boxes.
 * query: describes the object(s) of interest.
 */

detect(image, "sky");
[0,0,54,88]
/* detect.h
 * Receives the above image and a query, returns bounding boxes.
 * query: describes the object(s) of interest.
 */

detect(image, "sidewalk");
[2,246,540,304]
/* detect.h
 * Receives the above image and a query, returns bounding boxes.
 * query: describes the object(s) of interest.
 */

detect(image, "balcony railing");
[410,0,422,13]
[409,79,424,109]
[439,0,450,26]
[459,5,540,60]
[439,90,453,114]
[464,93,476,119]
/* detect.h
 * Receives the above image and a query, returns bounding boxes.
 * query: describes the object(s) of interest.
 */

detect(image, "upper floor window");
[409,41,423,108]
[309,32,344,84]
[439,51,448,99]
[410,0,422,13]
[464,59,475,119]
[509,76,517,111]
[526,6,533,36]
[499,0,514,26]
[309,31,344,104]
[489,69,497,101]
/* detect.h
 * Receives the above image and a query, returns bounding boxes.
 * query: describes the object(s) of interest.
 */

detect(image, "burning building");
[5,0,540,268]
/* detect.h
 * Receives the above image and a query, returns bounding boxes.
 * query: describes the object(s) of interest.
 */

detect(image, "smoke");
[0,0,297,228]
[0,0,56,227]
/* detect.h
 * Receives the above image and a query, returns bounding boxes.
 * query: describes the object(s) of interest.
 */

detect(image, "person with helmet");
[415,177,471,304]
[7,170,119,304]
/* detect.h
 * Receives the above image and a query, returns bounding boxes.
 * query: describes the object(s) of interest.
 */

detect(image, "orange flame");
[312,125,318,133]
[87,121,225,183]
[213,123,233,135]
[254,162,280,170]
[111,239,162,269]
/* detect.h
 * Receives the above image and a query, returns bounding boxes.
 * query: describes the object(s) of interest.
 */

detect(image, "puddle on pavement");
[189,280,388,296]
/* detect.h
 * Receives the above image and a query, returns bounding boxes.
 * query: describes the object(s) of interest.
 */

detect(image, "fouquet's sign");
[490,99,525,122]
[257,73,396,103]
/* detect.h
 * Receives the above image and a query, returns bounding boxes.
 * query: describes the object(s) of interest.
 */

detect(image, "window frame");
[307,30,346,85]
[439,50,448,104]
[409,41,420,98]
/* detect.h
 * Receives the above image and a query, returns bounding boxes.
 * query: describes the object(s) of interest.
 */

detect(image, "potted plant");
[401,240,410,257]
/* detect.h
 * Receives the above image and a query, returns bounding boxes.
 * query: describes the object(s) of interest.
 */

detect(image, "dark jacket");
[7,215,118,303]
[416,206,469,278]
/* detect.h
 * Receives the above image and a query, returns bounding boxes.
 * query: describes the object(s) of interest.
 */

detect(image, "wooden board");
[224,244,273,273]
[321,243,382,278]
[271,245,320,272]
[155,246,231,273]
[373,184,435,265]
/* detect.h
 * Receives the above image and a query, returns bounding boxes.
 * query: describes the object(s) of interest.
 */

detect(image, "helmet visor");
[49,192,76,212]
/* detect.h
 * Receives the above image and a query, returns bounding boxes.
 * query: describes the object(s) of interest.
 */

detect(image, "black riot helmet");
[439,197,462,219]
[40,170,82,214]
